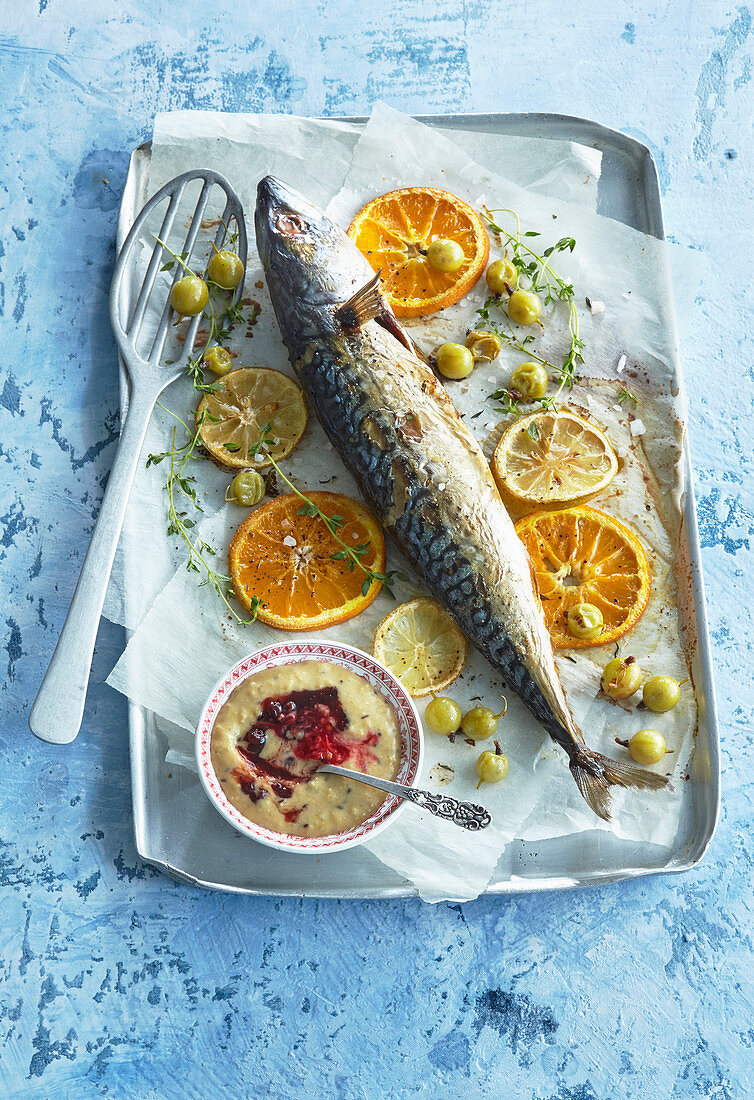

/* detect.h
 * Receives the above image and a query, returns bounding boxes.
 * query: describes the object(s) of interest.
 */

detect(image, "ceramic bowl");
[195,640,423,854]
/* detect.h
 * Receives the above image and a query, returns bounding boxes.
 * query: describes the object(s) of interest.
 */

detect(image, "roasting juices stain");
[211,661,400,837]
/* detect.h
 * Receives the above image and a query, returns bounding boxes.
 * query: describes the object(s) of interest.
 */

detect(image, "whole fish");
[255,176,668,820]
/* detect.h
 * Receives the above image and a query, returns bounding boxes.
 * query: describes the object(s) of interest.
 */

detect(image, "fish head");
[255,175,374,354]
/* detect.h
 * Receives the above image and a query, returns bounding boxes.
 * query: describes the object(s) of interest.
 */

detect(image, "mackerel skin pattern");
[255,174,672,820]
[294,326,581,756]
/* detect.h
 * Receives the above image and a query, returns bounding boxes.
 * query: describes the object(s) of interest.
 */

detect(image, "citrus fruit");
[196,367,307,470]
[228,491,385,630]
[347,186,489,318]
[492,410,618,506]
[514,505,651,649]
[372,597,467,697]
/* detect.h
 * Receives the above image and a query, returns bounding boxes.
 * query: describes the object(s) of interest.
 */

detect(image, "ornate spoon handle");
[319,765,492,831]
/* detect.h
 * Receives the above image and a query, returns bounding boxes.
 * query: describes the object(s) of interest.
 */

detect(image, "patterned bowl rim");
[195,640,424,854]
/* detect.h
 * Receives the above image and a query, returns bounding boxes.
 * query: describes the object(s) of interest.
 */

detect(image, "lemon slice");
[492,410,618,505]
[373,597,467,697]
[197,367,307,470]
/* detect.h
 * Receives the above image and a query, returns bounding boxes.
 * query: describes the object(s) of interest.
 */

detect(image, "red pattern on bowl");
[195,640,423,853]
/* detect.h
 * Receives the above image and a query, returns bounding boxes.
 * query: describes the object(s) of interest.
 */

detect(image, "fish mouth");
[257,175,294,220]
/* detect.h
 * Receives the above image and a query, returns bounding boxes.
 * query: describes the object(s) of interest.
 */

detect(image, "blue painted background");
[2,2,753,1096]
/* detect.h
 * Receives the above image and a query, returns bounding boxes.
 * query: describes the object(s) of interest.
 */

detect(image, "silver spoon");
[30,170,247,746]
[319,765,492,830]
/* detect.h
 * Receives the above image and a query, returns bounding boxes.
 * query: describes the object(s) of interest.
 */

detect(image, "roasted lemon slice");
[373,597,467,697]
[515,506,652,649]
[229,491,385,630]
[347,186,489,318]
[197,367,307,470]
[492,410,618,506]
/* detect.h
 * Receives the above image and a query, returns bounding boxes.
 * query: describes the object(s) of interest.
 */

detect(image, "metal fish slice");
[30,169,247,745]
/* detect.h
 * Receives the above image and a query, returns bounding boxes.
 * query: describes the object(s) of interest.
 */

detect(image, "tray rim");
[118,110,720,899]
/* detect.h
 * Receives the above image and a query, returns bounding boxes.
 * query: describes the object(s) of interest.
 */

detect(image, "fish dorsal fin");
[335,271,384,331]
[335,270,414,352]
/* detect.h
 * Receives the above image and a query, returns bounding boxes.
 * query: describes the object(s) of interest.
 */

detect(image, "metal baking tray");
[117,113,720,898]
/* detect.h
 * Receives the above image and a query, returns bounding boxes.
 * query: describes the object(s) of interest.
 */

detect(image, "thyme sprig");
[251,425,407,600]
[479,208,584,417]
[146,405,259,625]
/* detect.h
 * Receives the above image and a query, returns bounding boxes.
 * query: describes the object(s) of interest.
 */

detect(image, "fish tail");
[569,745,671,822]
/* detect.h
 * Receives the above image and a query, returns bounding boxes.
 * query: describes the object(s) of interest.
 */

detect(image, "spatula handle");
[29,383,157,745]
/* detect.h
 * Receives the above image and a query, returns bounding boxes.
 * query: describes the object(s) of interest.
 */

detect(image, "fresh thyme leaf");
[527,421,540,440]
[224,442,241,452]
[617,386,640,408]
[146,451,170,467]
[186,355,222,395]
[489,387,521,417]
[147,404,257,626]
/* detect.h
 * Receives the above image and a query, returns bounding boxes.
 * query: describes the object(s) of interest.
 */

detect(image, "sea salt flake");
[253,453,265,462]
[616,354,627,374]
[630,418,646,437]
[438,483,446,491]
[589,299,606,315]
[283,535,297,547]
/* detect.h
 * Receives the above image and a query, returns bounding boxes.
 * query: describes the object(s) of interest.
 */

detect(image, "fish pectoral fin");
[335,271,414,352]
[375,310,414,353]
[335,270,385,332]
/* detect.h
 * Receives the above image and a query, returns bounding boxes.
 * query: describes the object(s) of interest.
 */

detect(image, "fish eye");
[276,211,306,236]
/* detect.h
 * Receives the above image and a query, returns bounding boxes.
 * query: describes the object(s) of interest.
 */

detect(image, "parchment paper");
[106,106,700,901]
[104,110,602,631]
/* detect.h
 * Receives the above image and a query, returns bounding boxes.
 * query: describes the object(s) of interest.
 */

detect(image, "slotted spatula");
[30,169,247,745]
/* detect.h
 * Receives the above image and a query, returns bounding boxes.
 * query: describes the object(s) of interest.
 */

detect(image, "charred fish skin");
[255,175,670,820]
[294,337,568,746]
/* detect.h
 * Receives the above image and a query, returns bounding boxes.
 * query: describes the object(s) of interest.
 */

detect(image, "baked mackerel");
[255,176,668,820]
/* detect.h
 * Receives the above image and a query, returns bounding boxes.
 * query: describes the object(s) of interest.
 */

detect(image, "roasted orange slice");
[347,186,489,317]
[228,491,386,630]
[515,506,652,649]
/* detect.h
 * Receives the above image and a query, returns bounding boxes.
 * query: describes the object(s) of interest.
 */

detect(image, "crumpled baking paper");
[106,105,701,901]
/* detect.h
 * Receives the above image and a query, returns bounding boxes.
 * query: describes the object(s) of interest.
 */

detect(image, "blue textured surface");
[2,3,753,1096]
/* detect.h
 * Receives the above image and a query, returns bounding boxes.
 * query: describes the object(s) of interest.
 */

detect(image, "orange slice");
[228,491,386,630]
[492,410,618,506]
[515,506,652,649]
[347,186,489,317]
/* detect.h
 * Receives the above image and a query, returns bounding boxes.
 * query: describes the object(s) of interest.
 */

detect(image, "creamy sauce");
[210,661,401,838]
